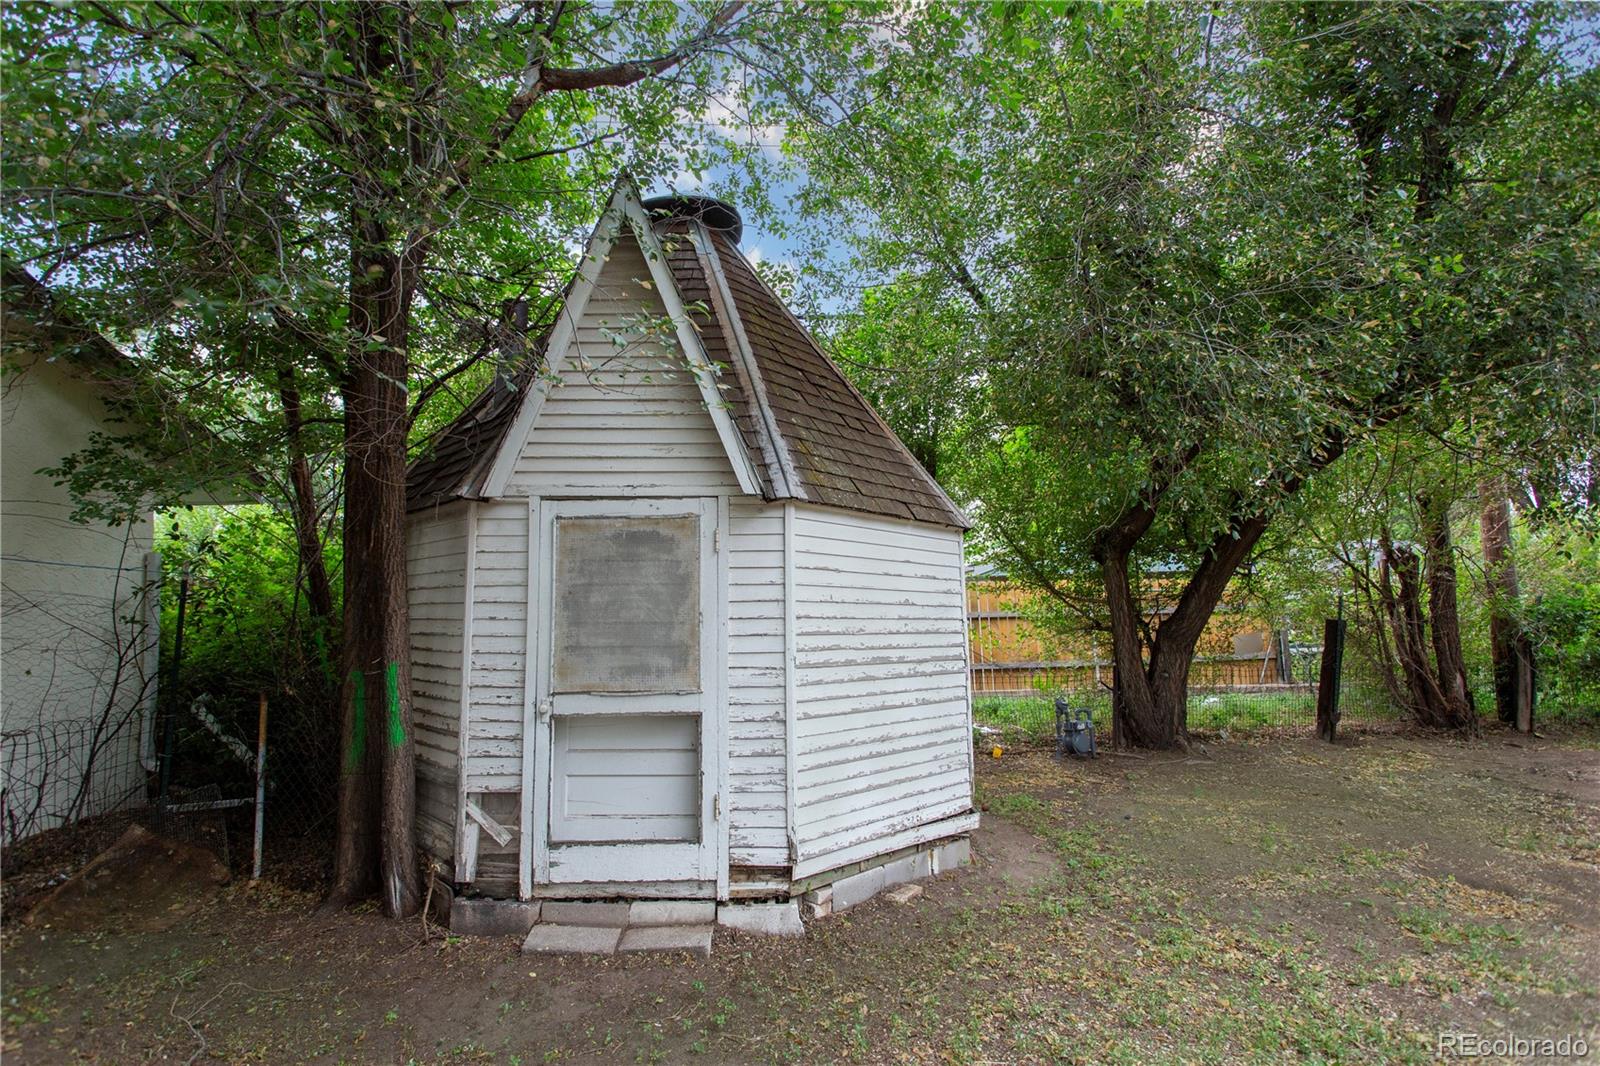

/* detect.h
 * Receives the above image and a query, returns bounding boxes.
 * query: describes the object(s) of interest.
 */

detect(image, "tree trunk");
[1097,497,1276,750]
[1100,528,1270,749]
[326,228,420,917]
[1418,493,1476,732]
[324,5,421,918]
[1145,641,1193,744]
[1378,529,1475,732]
[1479,479,1533,730]
[1360,566,1413,714]
[1101,547,1179,748]
[1380,540,1445,724]
[278,367,336,623]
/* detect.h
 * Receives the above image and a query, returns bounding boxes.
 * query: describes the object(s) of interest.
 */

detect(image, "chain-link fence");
[153,688,339,891]
[1,689,339,917]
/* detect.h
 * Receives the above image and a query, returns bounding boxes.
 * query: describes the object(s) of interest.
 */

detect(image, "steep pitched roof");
[406,364,536,513]
[406,186,969,530]
[2,262,133,372]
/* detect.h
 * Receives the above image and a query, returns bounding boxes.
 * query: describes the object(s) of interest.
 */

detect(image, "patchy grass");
[3,729,1596,1064]
[974,688,1404,742]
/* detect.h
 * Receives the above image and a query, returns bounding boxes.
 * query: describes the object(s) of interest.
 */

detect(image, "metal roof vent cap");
[640,194,742,244]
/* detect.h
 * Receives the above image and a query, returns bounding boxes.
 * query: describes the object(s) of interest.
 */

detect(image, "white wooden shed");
[404,182,976,908]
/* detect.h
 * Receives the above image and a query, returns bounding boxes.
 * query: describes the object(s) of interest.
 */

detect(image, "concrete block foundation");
[449,897,541,937]
[802,834,972,919]
[717,901,804,937]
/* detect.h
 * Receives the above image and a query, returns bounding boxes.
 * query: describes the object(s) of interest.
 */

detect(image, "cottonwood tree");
[780,3,1599,747]
[1291,437,1484,732]
[821,284,972,482]
[3,0,774,913]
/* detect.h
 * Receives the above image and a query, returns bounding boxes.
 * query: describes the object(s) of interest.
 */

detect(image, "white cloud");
[665,168,708,192]
[699,84,786,164]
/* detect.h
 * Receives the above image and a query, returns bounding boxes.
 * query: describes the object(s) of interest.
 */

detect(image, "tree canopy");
[3,0,806,913]
[780,2,1600,746]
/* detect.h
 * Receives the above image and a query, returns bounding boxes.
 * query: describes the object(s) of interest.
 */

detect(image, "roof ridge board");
[473,186,634,499]
[617,194,764,499]
[676,240,774,498]
[692,222,802,502]
[656,228,769,487]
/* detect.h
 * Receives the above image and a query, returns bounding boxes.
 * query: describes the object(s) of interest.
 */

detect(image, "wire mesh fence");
[2,712,220,917]
[149,690,339,890]
[1,716,147,850]
[1,691,339,914]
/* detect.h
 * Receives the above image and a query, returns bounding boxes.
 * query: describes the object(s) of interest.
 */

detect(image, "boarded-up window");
[553,515,700,693]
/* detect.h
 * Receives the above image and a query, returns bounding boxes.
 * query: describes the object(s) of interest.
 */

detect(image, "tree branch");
[455,2,744,196]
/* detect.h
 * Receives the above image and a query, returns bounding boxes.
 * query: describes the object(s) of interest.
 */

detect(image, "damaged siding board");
[789,506,973,866]
[416,778,457,873]
[506,233,741,499]
[407,503,469,873]
[467,500,529,795]
[726,498,788,868]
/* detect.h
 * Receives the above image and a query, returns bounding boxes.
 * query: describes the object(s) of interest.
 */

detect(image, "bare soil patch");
[4,726,1596,1064]
[21,824,229,934]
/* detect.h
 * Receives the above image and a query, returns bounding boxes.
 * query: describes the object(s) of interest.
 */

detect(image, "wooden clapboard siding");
[726,498,788,867]
[789,505,973,867]
[466,499,529,795]
[505,232,741,499]
[417,775,457,877]
[405,189,985,898]
[407,502,469,873]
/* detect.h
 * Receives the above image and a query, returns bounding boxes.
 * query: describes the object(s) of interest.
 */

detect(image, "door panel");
[531,497,721,888]
[551,714,700,843]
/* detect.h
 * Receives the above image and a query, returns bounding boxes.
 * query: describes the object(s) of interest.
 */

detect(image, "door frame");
[524,496,728,896]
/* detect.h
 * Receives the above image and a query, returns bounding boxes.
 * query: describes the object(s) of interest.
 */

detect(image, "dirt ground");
[4,726,1597,1064]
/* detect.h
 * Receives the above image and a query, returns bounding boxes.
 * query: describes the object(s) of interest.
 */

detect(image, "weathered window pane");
[553,515,700,693]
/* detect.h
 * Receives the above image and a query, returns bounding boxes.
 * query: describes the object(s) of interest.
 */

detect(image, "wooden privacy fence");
[967,578,1298,698]
[970,654,1296,697]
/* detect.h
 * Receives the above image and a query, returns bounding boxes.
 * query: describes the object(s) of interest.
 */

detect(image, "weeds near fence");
[974,682,1406,743]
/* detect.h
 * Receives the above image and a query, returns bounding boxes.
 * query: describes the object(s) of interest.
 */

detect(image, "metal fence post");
[1316,617,1347,742]
[252,692,268,880]
[157,566,190,818]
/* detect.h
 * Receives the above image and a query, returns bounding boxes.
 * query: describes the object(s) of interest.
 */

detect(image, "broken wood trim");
[466,797,514,848]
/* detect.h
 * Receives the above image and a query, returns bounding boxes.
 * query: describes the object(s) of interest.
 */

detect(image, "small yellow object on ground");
[991,745,1004,759]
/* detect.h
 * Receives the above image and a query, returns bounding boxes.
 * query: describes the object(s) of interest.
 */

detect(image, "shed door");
[532,498,720,887]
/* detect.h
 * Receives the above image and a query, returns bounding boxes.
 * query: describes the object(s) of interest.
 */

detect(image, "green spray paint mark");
[385,661,405,748]
[345,669,367,773]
